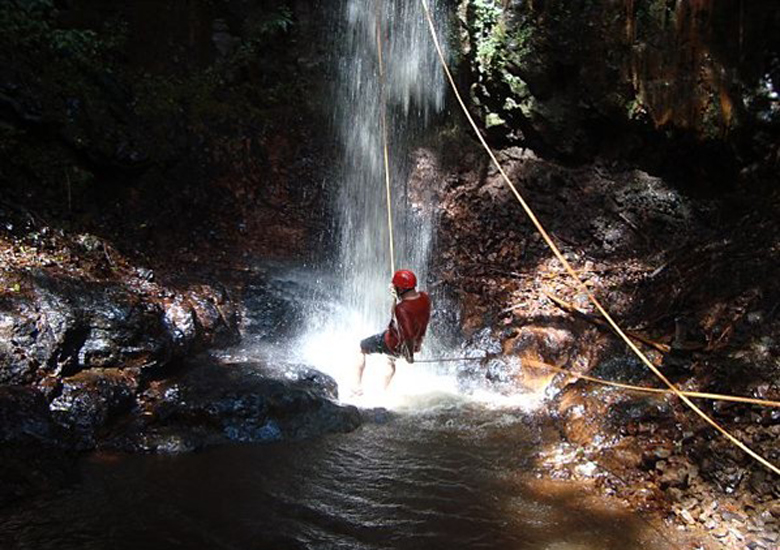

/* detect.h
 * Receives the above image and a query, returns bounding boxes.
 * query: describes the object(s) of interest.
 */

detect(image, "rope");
[415,356,780,408]
[418,0,779,476]
[521,358,780,408]
[376,11,396,276]
[543,291,672,353]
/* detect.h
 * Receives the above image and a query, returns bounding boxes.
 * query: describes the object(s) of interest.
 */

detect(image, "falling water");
[334,0,448,329]
[288,0,454,398]
[238,1,519,406]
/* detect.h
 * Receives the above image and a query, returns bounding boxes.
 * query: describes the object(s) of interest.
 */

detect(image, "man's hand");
[401,343,414,364]
[388,284,398,301]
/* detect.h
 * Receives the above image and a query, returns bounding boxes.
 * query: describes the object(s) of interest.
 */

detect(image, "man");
[354,269,432,393]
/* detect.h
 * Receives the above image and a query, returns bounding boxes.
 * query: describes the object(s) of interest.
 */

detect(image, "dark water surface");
[1,404,676,550]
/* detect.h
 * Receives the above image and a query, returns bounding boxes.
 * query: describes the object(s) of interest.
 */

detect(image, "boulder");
[0,385,54,445]
[108,361,361,453]
[0,273,172,385]
[0,272,240,387]
[49,369,138,449]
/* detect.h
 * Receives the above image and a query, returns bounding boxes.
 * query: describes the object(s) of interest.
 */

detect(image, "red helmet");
[392,269,417,290]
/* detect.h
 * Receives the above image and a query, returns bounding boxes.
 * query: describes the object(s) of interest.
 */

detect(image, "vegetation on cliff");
[0,0,328,264]
[459,0,780,186]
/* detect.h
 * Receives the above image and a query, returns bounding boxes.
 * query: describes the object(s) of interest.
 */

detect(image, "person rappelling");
[353,269,431,394]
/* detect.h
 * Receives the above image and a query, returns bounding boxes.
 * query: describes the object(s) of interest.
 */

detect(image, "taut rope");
[376,9,396,276]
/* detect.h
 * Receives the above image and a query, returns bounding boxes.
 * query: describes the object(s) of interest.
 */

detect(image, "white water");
[334,0,447,328]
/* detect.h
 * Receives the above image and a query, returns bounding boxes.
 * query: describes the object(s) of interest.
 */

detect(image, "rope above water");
[415,356,780,408]
[418,0,779,476]
[376,11,396,276]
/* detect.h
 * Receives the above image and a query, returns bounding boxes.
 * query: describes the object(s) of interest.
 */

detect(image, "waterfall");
[292,0,453,401]
[334,0,449,330]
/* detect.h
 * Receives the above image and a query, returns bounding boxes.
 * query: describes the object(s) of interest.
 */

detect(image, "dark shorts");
[360,332,398,357]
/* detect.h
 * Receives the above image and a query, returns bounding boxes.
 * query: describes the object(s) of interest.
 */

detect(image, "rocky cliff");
[458,0,780,187]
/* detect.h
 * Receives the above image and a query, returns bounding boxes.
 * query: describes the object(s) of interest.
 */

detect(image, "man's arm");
[394,305,415,363]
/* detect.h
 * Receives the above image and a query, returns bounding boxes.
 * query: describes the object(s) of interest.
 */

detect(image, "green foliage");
[135,5,298,126]
[471,0,504,70]
[0,0,303,199]
[50,28,99,59]
[0,1,51,49]
[469,0,533,74]
[0,1,131,196]
[255,6,294,36]
[0,0,118,65]
[231,6,295,70]
[14,0,54,11]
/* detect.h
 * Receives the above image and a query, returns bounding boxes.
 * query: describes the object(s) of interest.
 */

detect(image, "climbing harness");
[418,0,779,475]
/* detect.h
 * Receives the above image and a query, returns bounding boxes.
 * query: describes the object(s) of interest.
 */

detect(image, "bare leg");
[353,349,367,394]
[382,356,396,390]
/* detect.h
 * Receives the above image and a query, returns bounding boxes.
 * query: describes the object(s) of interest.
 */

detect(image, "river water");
[2,400,678,550]
[0,265,682,549]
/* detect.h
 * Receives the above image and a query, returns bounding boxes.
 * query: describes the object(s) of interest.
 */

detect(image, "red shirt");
[384,292,431,355]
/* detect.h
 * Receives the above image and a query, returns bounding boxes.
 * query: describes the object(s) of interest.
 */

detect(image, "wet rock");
[591,356,648,385]
[658,456,699,489]
[240,280,305,342]
[607,397,671,432]
[50,369,138,449]
[0,386,54,445]
[0,273,172,384]
[282,365,339,401]
[599,436,644,470]
[1,272,240,390]
[163,296,198,353]
[506,325,576,392]
[0,301,48,384]
[109,361,361,452]
[186,284,239,347]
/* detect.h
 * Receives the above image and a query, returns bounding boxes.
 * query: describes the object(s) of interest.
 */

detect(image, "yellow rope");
[521,358,780,408]
[418,0,779,476]
[416,356,780,408]
[376,12,396,276]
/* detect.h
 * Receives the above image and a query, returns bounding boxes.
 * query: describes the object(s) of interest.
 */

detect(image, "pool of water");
[0,401,679,550]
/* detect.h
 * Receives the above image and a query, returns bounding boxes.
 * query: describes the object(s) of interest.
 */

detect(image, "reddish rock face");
[503,326,575,392]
